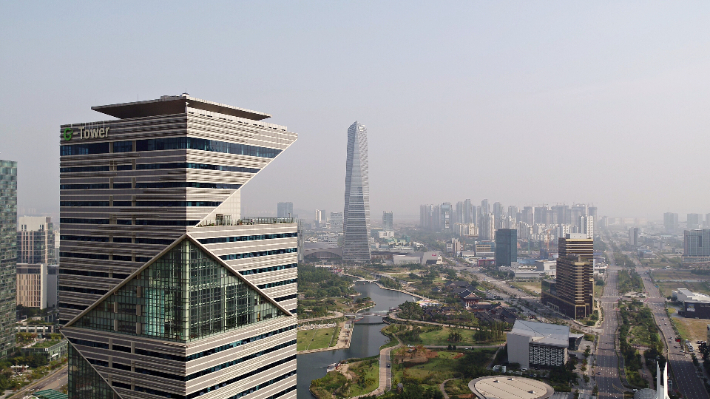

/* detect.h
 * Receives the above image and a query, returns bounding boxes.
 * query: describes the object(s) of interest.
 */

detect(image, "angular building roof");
[511,320,570,347]
[92,94,272,120]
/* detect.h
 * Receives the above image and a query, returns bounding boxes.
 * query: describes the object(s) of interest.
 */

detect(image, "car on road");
[387,364,391,368]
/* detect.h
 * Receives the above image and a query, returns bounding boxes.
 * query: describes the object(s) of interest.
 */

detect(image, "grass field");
[511,281,541,295]
[418,327,478,346]
[392,349,497,391]
[297,327,338,351]
[629,325,655,347]
[672,316,708,344]
[650,270,710,297]
[347,359,380,397]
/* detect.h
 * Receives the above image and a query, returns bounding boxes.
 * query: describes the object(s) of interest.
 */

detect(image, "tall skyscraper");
[541,233,594,319]
[0,160,17,359]
[382,211,394,231]
[277,202,293,218]
[495,229,517,267]
[59,95,298,399]
[342,122,371,263]
[18,216,56,264]
[664,212,679,232]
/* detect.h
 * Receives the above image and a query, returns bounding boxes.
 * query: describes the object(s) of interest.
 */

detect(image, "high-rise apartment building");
[492,202,504,229]
[688,213,703,230]
[541,234,594,319]
[329,212,344,232]
[463,199,473,224]
[683,229,710,264]
[664,212,679,232]
[480,199,490,220]
[315,209,326,228]
[0,160,17,358]
[480,213,495,240]
[495,229,517,267]
[629,228,639,247]
[440,203,452,232]
[382,211,394,231]
[507,206,518,225]
[522,206,534,226]
[277,202,293,218]
[59,96,298,399]
[343,122,371,263]
[18,216,56,265]
[579,215,594,239]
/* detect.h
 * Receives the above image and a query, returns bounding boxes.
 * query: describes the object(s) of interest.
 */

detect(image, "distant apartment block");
[277,202,293,218]
[382,211,394,231]
[683,229,710,264]
[664,212,679,232]
[18,216,56,265]
[688,213,703,230]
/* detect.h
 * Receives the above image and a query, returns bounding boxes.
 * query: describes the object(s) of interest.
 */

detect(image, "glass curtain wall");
[76,240,283,342]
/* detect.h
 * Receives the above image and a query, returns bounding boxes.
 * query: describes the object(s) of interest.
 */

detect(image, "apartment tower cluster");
[59,95,298,399]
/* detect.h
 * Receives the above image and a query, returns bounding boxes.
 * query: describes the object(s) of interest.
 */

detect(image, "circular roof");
[468,376,554,399]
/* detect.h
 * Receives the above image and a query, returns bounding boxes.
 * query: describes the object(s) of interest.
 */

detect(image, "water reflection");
[296,282,417,398]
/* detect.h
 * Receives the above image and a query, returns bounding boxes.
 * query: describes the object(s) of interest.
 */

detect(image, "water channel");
[296,282,418,398]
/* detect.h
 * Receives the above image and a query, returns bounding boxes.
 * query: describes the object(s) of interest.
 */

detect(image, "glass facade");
[342,122,371,263]
[76,240,284,342]
[0,160,17,358]
[68,345,115,399]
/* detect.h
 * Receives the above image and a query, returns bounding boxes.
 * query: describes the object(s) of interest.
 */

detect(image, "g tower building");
[342,122,371,263]
[59,95,298,399]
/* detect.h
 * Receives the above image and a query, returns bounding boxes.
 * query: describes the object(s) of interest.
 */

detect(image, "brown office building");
[541,234,594,319]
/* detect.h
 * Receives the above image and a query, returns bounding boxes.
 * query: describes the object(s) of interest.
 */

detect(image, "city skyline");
[3,3,710,220]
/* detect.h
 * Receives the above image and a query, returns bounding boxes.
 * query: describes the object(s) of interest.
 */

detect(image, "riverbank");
[299,320,354,354]
[373,281,428,300]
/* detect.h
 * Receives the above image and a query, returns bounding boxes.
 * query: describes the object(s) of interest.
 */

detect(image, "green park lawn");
[297,327,338,351]
[418,327,477,346]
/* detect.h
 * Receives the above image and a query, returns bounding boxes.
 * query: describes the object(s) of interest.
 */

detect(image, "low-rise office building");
[506,320,581,369]
[674,288,710,318]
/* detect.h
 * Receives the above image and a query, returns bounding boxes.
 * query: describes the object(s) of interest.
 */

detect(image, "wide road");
[635,263,710,399]
[596,258,625,399]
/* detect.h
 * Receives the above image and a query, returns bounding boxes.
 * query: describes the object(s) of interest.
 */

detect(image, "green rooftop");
[33,389,68,399]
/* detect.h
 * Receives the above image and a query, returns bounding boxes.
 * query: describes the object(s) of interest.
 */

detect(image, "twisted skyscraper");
[342,122,371,263]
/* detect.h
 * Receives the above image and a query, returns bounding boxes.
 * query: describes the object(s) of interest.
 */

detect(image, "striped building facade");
[59,95,298,399]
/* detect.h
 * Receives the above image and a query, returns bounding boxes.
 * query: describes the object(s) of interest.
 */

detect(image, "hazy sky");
[2,2,709,222]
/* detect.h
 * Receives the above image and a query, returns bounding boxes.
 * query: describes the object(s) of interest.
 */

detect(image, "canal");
[296,282,418,398]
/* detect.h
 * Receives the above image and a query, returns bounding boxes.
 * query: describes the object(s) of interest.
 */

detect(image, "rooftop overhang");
[92,94,271,120]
